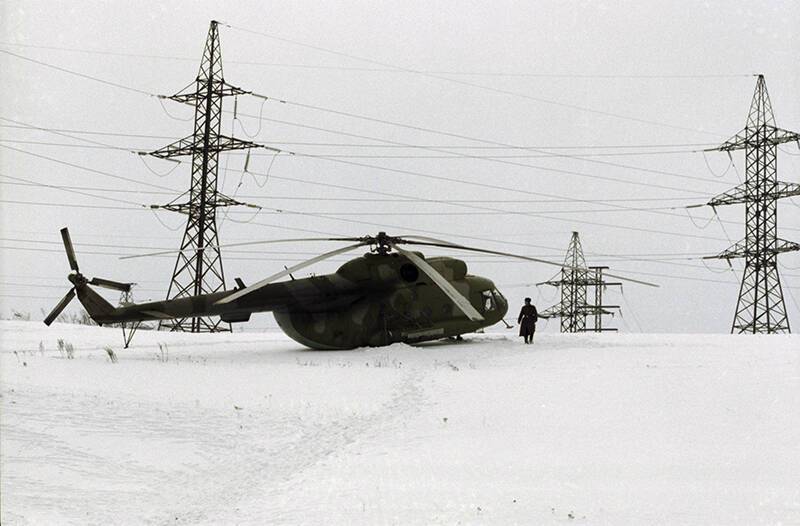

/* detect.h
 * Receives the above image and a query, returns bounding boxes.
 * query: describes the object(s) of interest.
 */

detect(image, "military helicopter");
[44,228,656,349]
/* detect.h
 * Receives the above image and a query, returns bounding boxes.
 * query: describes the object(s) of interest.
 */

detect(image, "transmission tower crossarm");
[705,238,800,260]
[707,180,800,207]
[536,279,563,287]
[167,83,249,104]
[150,192,257,214]
[148,135,262,159]
[538,306,564,319]
[708,126,800,152]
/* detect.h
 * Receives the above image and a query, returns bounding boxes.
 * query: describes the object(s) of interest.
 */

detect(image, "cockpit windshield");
[481,289,504,311]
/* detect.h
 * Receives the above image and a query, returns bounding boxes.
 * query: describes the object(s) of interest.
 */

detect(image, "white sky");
[1,0,799,333]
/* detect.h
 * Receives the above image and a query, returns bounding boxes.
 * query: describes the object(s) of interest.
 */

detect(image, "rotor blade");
[399,236,660,288]
[119,237,362,260]
[60,227,79,272]
[216,241,368,305]
[44,288,76,326]
[89,277,132,292]
[392,244,484,322]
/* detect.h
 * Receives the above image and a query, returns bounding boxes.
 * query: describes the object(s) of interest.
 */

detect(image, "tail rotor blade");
[60,228,79,272]
[392,244,484,322]
[44,288,76,326]
[89,277,132,292]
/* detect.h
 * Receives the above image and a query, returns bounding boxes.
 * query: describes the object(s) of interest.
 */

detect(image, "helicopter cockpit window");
[482,290,495,311]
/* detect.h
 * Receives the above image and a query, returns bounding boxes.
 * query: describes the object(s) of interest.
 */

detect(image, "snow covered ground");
[1,320,798,525]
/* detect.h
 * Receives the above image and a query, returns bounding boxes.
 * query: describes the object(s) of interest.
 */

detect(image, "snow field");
[1,321,798,525]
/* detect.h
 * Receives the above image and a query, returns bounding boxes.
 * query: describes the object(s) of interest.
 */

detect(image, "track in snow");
[2,321,798,524]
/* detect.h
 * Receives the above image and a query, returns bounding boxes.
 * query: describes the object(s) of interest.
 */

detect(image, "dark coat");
[518,305,538,337]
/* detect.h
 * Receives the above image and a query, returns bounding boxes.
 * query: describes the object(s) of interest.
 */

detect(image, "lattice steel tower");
[539,232,590,332]
[587,266,621,333]
[539,233,621,333]
[148,21,259,332]
[704,75,800,334]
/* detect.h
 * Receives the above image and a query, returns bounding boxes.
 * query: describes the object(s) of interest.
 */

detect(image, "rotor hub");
[369,231,395,255]
[68,272,87,286]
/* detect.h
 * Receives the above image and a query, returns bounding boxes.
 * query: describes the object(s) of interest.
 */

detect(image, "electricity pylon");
[539,233,622,333]
[587,266,621,332]
[539,232,590,332]
[147,20,261,332]
[704,75,800,334]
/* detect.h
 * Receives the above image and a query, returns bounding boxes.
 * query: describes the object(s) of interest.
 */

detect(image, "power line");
[8,113,717,214]
[0,173,146,207]
[0,123,180,140]
[0,123,719,150]
[0,48,156,97]
[4,142,794,245]
[2,41,727,157]
[2,121,729,229]
[0,180,693,216]
[0,191,735,243]
[0,41,754,79]
[4,114,784,252]
[5,107,727,198]
[0,236,717,260]
[249,93,731,188]
[0,180,700,202]
[235,111,723,196]
[0,199,140,211]
[0,138,709,159]
[7,241,789,280]
[227,24,733,137]
[0,144,180,192]
[234,161,799,233]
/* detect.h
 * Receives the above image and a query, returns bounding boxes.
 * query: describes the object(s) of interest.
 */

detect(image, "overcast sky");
[1,0,798,333]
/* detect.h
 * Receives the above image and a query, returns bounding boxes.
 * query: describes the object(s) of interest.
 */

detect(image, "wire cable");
[0,144,179,192]
[0,173,147,207]
[249,93,730,189]
[228,25,733,137]
[0,40,756,79]
[0,48,157,97]
[0,123,719,151]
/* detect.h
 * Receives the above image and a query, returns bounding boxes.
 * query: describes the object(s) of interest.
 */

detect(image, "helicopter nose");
[496,293,509,318]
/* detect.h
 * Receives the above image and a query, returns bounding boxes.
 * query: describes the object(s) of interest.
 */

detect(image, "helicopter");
[44,229,656,349]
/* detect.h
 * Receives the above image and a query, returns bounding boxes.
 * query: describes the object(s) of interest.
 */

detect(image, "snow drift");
[1,321,798,524]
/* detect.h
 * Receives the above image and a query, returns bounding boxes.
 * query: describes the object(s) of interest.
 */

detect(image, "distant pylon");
[703,75,800,334]
[587,266,621,332]
[117,285,135,307]
[147,21,264,333]
[538,233,621,333]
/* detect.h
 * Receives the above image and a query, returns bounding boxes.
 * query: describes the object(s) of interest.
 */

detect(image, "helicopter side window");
[481,290,494,311]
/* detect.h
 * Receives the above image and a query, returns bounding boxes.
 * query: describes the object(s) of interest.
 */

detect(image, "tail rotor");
[43,228,132,326]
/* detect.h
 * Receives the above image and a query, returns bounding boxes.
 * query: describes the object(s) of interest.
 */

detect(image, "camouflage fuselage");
[86,252,508,350]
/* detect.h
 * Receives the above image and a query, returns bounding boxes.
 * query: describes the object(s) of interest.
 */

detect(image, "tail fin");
[75,283,117,325]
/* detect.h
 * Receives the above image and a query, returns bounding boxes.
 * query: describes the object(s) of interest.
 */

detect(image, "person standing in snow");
[517,297,538,344]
